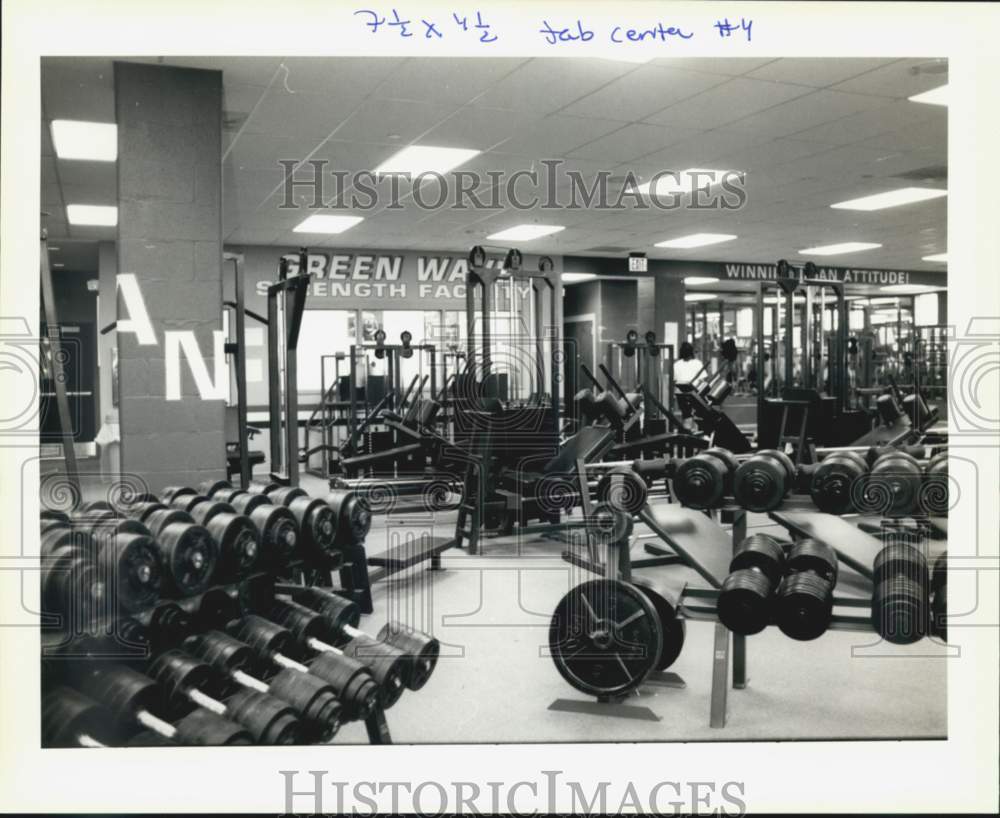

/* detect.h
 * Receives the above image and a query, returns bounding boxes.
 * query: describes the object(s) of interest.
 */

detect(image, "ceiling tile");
[474,58,635,113]
[856,117,947,152]
[560,64,728,122]
[745,58,895,88]
[222,83,270,116]
[495,115,626,157]
[644,77,814,130]
[226,133,324,171]
[42,78,115,121]
[372,58,527,104]
[420,105,543,151]
[650,58,778,76]
[831,58,948,98]
[276,57,406,96]
[788,101,942,145]
[719,89,887,140]
[145,56,284,87]
[328,98,460,144]
[242,87,367,138]
[634,129,761,170]
[569,122,702,163]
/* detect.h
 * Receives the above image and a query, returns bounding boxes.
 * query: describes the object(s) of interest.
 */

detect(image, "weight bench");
[767,509,882,587]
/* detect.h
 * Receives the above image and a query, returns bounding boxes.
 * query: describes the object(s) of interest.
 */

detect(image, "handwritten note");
[352,9,754,48]
[354,9,498,42]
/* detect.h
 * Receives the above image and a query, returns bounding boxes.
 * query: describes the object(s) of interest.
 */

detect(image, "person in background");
[674,341,704,386]
[674,341,705,431]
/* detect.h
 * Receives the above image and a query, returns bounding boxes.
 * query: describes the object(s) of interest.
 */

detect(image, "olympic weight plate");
[548,579,662,698]
[632,576,686,671]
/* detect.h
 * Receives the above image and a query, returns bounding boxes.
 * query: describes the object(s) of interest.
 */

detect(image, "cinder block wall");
[114,62,226,493]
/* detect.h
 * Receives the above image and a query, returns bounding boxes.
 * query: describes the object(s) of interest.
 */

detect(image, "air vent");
[223,111,249,131]
[585,246,632,254]
[891,165,948,184]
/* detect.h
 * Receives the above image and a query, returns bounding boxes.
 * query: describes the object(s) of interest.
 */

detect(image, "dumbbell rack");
[558,498,888,729]
[41,574,395,745]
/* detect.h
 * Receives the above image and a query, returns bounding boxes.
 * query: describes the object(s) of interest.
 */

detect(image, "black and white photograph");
[2,1,998,815]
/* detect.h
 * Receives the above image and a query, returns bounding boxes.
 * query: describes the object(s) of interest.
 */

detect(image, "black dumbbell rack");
[40,572,394,745]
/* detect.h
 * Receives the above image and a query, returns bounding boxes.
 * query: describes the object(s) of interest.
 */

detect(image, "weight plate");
[548,579,662,698]
[632,577,685,671]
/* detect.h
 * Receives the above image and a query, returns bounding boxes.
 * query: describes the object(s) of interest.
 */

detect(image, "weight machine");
[754,261,870,459]
[606,329,676,437]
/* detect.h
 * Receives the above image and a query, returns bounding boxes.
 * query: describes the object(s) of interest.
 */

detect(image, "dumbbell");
[809,451,869,514]
[42,686,113,747]
[276,585,439,691]
[595,467,648,514]
[122,501,217,596]
[264,487,338,564]
[200,481,299,567]
[871,542,929,644]
[226,614,379,719]
[921,451,949,516]
[177,586,242,631]
[131,601,193,653]
[39,524,104,620]
[776,539,838,641]
[265,599,407,708]
[733,449,797,512]
[864,450,923,517]
[182,630,343,741]
[77,662,252,745]
[148,650,300,744]
[67,511,163,613]
[672,447,738,509]
[162,488,260,580]
[930,552,947,641]
[717,534,785,635]
[324,489,373,547]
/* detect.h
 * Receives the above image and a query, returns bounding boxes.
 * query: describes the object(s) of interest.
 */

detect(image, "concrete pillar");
[114,62,225,492]
[653,275,686,358]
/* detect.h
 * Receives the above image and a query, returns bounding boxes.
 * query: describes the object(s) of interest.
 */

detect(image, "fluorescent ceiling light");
[683,276,720,285]
[922,253,947,263]
[830,187,947,211]
[868,297,900,305]
[635,169,735,197]
[799,242,881,256]
[293,213,364,234]
[909,85,948,106]
[656,233,737,249]
[685,293,718,302]
[66,204,117,226]
[51,120,117,161]
[487,224,565,241]
[374,145,480,176]
[880,284,944,294]
[562,273,596,283]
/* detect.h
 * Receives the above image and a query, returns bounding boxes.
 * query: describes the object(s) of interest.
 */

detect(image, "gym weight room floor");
[311,473,948,745]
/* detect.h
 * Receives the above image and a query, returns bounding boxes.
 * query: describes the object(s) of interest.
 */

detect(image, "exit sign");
[628,255,648,272]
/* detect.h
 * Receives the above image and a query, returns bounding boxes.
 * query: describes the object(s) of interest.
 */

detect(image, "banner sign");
[233,245,562,309]
[567,255,947,288]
